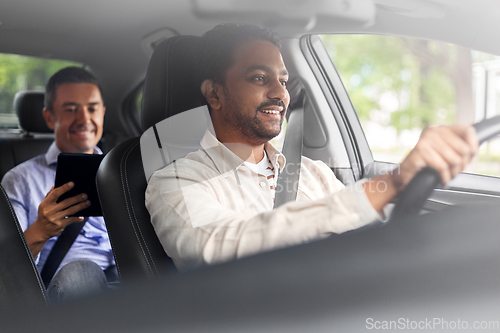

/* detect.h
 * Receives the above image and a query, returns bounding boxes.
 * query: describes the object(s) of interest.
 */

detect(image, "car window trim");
[302,34,373,180]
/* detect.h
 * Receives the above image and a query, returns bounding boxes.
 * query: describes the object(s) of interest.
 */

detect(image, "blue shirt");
[1,142,114,273]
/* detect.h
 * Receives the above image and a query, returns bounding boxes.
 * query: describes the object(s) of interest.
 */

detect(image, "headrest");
[13,91,52,134]
[141,105,211,182]
[141,36,206,133]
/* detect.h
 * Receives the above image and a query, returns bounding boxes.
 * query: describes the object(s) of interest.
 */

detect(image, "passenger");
[2,67,115,302]
[145,24,478,271]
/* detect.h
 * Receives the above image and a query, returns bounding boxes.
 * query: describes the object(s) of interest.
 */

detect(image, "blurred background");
[322,34,500,177]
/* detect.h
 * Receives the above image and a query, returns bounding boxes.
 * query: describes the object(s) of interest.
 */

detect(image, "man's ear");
[42,108,55,130]
[200,79,221,110]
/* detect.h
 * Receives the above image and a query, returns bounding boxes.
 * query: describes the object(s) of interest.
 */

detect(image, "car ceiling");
[1,0,499,136]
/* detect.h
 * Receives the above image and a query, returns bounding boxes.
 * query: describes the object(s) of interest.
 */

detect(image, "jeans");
[47,259,112,303]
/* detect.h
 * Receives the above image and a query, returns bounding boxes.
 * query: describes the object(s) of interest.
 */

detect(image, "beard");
[223,88,286,145]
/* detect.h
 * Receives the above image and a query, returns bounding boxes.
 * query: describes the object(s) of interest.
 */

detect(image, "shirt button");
[259,182,266,187]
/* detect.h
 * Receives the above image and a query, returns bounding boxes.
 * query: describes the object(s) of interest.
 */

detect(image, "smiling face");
[206,39,290,146]
[43,83,105,154]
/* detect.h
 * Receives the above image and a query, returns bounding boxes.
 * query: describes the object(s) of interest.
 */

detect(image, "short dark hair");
[199,23,281,86]
[44,67,101,111]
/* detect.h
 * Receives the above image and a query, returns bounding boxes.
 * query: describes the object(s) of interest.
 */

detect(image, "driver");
[145,23,478,271]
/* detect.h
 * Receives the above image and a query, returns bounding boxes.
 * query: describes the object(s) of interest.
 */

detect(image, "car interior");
[1,0,500,331]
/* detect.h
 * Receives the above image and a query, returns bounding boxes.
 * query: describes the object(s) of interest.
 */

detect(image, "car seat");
[0,91,51,306]
[0,184,48,307]
[96,36,205,284]
[0,91,53,180]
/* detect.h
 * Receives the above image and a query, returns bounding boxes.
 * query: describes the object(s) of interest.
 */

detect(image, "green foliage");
[0,54,80,128]
[321,34,458,132]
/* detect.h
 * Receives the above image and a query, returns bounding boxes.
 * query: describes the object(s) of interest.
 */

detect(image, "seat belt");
[40,218,87,288]
[273,89,305,208]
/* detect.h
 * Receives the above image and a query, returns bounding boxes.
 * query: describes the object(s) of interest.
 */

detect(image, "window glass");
[136,88,143,116]
[0,53,81,129]
[132,85,143,131]
[321,34,500,177]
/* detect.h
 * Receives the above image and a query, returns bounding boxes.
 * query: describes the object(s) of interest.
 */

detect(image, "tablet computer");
[54,153,105,217]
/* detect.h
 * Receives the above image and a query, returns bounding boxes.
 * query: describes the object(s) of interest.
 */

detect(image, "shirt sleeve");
[1,170,30,231]
[1,170,41,264]
[146,159,383,271]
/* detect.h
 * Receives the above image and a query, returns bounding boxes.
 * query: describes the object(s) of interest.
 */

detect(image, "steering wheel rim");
[389,115,500,223]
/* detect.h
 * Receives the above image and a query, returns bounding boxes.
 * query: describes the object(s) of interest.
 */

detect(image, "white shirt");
[243,150,277,201]
[146,130,382,271]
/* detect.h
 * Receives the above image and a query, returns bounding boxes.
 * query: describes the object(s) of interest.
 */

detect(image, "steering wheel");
[389,115,500,222]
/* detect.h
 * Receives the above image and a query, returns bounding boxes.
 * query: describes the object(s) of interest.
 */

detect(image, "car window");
[321,34,500,177]
[136,88,143,117]
[130,83,143,133]
[0,53,81,129]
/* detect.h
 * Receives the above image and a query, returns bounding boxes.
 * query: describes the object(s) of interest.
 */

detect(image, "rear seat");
[0,91,54,180]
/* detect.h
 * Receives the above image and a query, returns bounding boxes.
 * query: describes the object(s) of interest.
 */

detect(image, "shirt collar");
[45,141,103,166]
[200,130,286,176]
[264,139,286,173]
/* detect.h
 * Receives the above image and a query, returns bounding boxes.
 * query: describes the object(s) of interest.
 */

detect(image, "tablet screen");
[54,153,104,217]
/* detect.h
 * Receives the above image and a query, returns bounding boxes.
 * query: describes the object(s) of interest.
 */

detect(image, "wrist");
[24,220,49,258]
[386,167,406,195]
[363,173,399,213]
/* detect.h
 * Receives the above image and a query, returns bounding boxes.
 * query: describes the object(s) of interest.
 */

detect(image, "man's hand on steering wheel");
[363,125,478,214]
[394,125,478,190]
